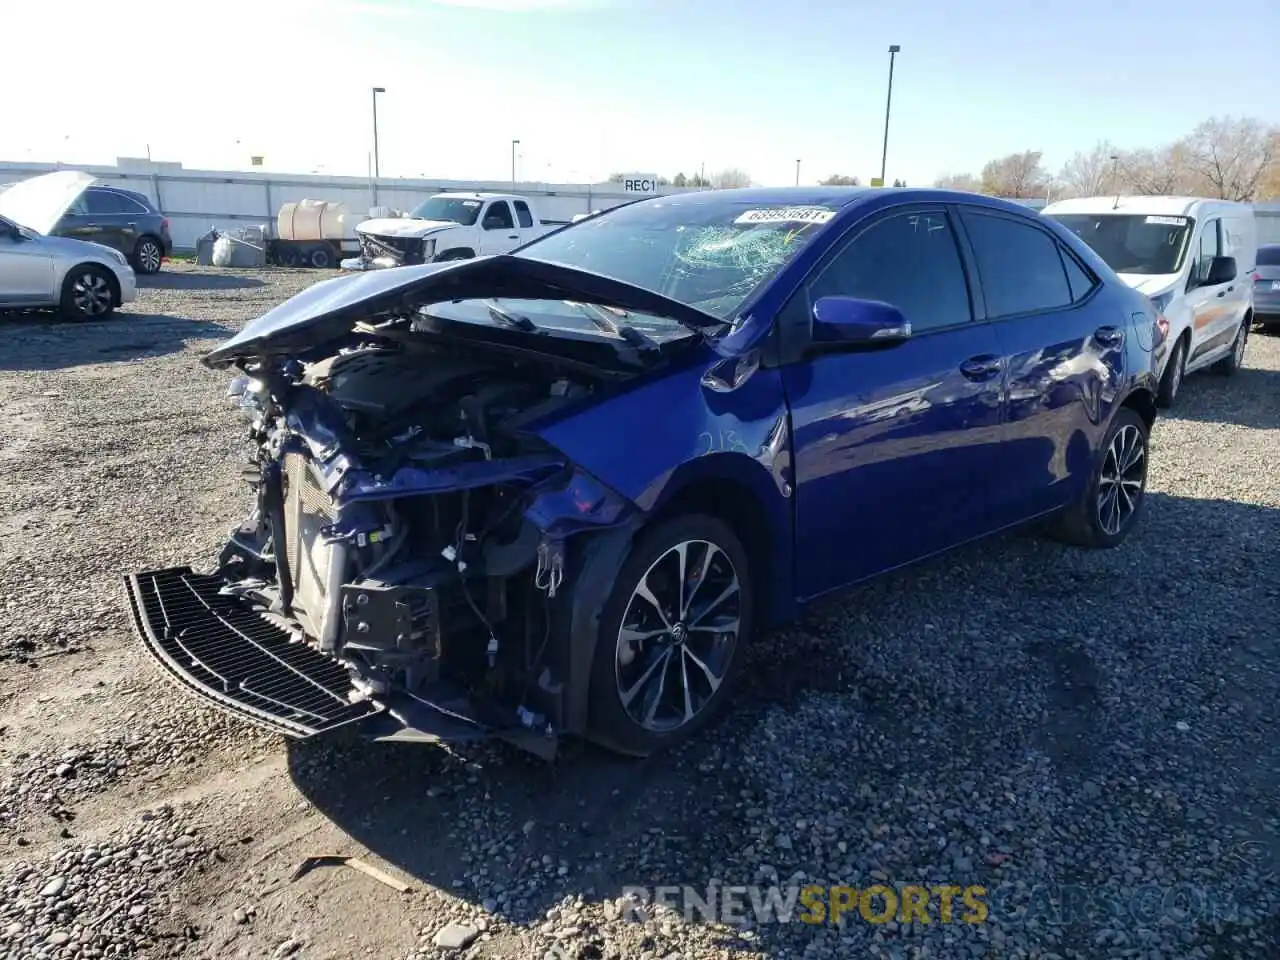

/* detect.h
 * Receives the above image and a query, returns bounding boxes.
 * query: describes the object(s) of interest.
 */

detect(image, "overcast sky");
[5,0,1278,186]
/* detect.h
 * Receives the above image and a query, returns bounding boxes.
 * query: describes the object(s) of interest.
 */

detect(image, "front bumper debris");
[124,566,559,758]
[125,566,381,738]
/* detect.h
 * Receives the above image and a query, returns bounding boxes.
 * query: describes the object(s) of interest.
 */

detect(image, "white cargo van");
[1042,197,1257,406]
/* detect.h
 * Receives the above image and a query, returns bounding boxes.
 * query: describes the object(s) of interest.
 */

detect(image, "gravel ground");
[1,263,1278,960]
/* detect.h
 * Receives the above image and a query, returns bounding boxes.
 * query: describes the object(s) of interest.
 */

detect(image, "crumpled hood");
[356,218,461,239]
[202,254,727,368]
[1117,273,1178,297]
[0,170,94,234]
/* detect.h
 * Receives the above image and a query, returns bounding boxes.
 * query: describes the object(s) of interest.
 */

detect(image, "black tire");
[1212,318,1249,375]
[59,265,116,320]
[586,513,753,757]
[1156,335,1186,407]
[1048,406,1150,549]
[132,237,164,275]
[308,246,334,269]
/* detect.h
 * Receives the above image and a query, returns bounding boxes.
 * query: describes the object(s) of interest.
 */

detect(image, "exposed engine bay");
[128,330,640,755]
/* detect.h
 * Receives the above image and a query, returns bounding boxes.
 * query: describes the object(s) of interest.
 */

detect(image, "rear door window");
[960,210,1073,318]
[85,189,128,215]
[513,200,534,228]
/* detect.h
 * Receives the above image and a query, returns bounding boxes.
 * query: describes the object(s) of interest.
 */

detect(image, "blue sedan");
[126,186,1163,760]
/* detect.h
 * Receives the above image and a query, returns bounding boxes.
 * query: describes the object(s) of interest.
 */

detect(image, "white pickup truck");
[343,192,564,270]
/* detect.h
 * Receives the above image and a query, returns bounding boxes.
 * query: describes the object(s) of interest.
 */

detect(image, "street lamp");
[371,87,386,178]
[511,139,520,186]
[879,45,901,185]
[795,159,801,186]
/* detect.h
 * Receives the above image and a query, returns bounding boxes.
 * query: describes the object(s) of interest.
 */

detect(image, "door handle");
[959,355,1002,381]
[507,234,519,239]
[1216,290,1227,298]
[1093,325,1124,347]
[84,222,100,228]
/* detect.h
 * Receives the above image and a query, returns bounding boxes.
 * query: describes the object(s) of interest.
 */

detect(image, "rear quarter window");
[1258,245,1280,266]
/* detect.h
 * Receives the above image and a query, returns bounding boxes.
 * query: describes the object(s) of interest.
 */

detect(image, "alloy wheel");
[615,539,741,733]
[72,272,112,317]
[1097,424,1146,536]
[138,240,162,274]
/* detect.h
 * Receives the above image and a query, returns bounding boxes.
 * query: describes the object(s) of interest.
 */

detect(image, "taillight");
[161,217,170,231]
[1251,271,1261,282]
[1155,313,1170,343]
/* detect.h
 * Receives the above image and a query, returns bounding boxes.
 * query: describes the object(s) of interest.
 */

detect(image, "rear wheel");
[60,265,116,320]
[308,245,334,269]
[586,514,752,757]
[1048,406,1150,549]
[1212,318,1249,375]
[1156,335,1186,407]
[132,237,163,275]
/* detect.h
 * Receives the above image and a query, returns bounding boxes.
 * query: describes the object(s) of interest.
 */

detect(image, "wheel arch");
[1119,385,1157,431]
[434,247,476,261]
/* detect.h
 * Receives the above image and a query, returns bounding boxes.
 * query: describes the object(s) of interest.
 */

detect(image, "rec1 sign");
[619,174,661,194]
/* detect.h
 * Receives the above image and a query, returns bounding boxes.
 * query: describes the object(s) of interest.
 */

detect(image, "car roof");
[1042,196,1250,217]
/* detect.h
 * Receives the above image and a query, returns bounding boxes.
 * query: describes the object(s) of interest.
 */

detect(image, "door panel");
[783,206,1006,599]
[479,201,520,254]
[0,231,56,302]
[957,207,1124,522]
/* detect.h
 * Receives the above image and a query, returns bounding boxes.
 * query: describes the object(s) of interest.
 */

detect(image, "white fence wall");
[0,159,693,251]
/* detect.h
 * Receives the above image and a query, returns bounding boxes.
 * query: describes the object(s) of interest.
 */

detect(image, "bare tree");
[819,174,860,186]
[709,168,753,189]
[933,172,982,192]
[1179,116,1279,201]
[1113,144,1197,195]
[1055,141,1122,199]
[980,151,1049,199]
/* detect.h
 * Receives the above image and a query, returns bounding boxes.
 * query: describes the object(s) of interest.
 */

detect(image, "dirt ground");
[2,264,1278,960]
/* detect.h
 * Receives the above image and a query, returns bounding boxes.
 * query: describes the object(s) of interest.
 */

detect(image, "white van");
[1042,197,1257,406]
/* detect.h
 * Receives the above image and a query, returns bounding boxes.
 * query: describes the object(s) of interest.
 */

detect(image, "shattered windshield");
[408,196,483,225]
[513,198,841,320]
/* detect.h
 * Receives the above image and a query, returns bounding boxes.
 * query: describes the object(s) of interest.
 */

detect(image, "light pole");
[371,87,386,178]
[879,45,900,185]
[511,139,520,186]
[795,159,801,186]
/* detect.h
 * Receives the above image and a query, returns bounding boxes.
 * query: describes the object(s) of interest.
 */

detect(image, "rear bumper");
[123,566,557,756]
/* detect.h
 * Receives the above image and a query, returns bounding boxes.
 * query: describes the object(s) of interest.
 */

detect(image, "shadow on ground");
[139,272,266,291]
[287,492,1280,956]
[1161,360,1280,432]
[0,311,234,371]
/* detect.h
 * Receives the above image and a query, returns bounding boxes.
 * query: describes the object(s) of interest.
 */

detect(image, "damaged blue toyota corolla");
[125,187,1164,759]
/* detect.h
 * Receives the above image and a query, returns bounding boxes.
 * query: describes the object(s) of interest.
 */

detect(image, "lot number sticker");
[735,207,835,226]
[1145,216,1187,226]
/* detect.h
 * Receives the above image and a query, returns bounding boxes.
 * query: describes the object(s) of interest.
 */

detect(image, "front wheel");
[1156,336,1186,407]
[1048,406,1150,549]
[586,514,753,757]
[60,265,116,320]
[1213,319,1249,375]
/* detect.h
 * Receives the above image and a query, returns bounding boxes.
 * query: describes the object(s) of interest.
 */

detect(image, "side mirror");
[1,221,23,241]
[1205,255,1236,286]
[811,296,911,347]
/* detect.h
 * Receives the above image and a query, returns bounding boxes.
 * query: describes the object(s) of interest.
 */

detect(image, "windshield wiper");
[564,301,658,351]
[484,299,537,332]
